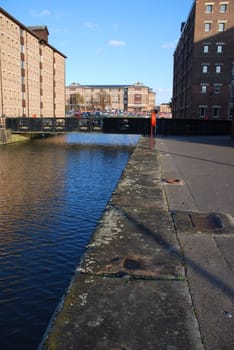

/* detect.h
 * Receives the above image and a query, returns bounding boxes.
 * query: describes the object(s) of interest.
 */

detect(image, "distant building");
[158,103,172,118]
[66,82,156,114]
[0,7,66,118]
[173,0,234,120]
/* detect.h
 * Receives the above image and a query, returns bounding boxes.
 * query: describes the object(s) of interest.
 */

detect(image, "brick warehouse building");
[173,0,234,120]
[66,82,156,114]
[0,8,66,118]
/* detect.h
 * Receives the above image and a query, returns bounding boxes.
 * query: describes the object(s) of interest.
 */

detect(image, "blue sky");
[2,0,194,105]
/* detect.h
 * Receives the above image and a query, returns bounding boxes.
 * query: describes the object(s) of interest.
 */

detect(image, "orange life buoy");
[151,111,156,127]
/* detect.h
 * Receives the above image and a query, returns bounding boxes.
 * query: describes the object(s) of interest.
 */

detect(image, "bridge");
[4,116,232,136]
[5,116,151,135]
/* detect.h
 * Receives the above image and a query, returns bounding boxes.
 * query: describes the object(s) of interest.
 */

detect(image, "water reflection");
[65,133,140,146]
[0,133,139,350]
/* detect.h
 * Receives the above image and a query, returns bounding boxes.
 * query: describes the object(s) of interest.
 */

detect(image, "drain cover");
[171,211,228,234]
[190,213,224,230]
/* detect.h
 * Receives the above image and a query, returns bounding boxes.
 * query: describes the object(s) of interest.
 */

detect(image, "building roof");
[0,7,67,58]
[27,25,49,34]
[78,84,131,89]
[67,82,154,90]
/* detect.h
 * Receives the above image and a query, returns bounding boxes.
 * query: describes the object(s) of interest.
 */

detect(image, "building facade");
[0,8,66,118]
[158,103,172,118]
[66,82,156,114]
[173,0,234,120]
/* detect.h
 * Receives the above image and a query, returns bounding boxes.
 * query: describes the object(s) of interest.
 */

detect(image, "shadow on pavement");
[121,207,234,301]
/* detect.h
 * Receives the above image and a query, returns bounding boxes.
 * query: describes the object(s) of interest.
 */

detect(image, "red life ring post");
[151,109,157,138]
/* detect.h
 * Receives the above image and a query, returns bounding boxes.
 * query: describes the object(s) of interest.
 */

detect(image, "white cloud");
[31,10,51,18]
[108,40,126,47]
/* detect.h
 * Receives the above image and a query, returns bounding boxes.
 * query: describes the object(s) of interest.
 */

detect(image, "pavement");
[40,135,234,350]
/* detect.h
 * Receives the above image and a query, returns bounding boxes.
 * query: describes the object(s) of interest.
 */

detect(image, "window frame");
[201,84,208,93]
[218,22,225,32]
[214,84,222,94]
[203,44,209,53]
[199,105,208,118]
[205,4,213,13]
[216,44,223,53]
[205,22,212,32]
[202,64,209,73]
[215,64,222,73]
[212,106,221,118]
[220,3,228,13]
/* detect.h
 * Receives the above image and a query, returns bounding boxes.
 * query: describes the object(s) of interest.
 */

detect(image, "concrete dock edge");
[40,136,204,350]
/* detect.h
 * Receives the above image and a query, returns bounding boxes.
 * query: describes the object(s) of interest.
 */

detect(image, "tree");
[95,91,111,111]
[70,93,85,110]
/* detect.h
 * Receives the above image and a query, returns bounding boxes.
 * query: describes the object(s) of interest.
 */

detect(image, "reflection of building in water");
[0,141,67,232]
[0,135,134,243]
[173,0,234,120]
[0,7,66,118]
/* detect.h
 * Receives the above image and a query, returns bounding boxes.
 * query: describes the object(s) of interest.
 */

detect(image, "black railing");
[6,117,152,135]
[5,117,232,136]
[156,118,232,136]
[102,117,151,134]
[6,117,103,133]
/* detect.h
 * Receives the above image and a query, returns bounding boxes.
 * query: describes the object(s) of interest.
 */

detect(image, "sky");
[1,0,194,105]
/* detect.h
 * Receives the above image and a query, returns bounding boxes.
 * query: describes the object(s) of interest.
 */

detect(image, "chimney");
[28,26,49,43]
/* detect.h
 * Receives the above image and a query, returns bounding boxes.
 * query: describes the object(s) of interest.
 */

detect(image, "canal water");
[0,133,139,350]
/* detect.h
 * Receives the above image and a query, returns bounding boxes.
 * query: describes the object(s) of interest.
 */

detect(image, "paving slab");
[179,233,234,350]
[41,275,203,350]
[215,236,234,271]
[157,136,234,350]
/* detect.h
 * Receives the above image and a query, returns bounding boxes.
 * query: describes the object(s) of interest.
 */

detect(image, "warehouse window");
[199,106,208,117]
[201,84,208,93]
[215,65,222,73]
[203,44,209,53]
[212,106,221,118]
[202,64,209,73]
[218,22,225,31]
[205,22,212,32]
[214,84,222,94]
[220,3,228,13]
[216,44,224,53]
[205,4,213,13]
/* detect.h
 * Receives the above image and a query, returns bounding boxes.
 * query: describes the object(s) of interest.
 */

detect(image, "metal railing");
[5,116,232,136]
[6,117,103,133]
